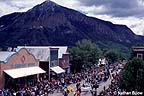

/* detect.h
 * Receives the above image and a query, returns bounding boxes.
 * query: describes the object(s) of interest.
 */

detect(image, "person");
[92,82,99,90]
[92,88,97,96]
[76,83,80,90]
[91,82,98,96]
[61,78,65,87]
[77,90,81,96]
[63,86,68,96]
[82,83,85,87]
[63,89,68,96]
[76,82,81,96]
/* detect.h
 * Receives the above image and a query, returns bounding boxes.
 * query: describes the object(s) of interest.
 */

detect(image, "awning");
[4,66,45,79]
[50,66,65,74]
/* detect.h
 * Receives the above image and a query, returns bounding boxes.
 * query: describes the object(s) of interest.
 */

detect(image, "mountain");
[0,0,144,52]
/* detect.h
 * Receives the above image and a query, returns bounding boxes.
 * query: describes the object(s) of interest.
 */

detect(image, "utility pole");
[48,56,51,81]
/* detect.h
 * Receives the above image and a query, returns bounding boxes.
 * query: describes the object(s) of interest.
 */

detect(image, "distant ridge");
[0,0,144,52]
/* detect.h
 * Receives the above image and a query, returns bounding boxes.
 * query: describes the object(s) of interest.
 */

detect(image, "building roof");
[17,46,50,61]
[17,46,68,61]
[51,46,68,58]
[132,46,144,49]
[0,51,15,63]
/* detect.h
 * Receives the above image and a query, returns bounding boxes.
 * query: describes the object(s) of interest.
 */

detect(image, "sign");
[133,48,144,51]
[11,63,35,68]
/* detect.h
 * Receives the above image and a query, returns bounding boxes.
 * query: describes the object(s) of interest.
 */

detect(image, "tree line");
[69,39,124,72]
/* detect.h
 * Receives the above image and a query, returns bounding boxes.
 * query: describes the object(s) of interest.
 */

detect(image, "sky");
[0,0,144,35]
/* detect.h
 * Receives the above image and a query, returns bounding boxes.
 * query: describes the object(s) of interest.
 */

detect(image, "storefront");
[0,48,45,89]
[17,46,69,80]
[59,53,70,73]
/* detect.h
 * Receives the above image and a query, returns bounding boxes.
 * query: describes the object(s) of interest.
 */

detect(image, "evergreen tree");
[119,58,144,92]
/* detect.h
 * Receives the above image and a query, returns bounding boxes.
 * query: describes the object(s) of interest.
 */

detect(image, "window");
[50,49,58,67]
[137,53,143,59]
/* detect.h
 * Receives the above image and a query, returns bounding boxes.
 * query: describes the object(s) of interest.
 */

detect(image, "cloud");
[0,1,20,16]
[86,14,144,35]
[77,0,144,17]
[78,0,138,8]
[0,0,79,16]
[57,0,144,35]
[0,0,45,17]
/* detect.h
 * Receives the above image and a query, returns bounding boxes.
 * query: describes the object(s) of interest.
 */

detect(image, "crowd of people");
[0,61,125,96]
[99,62,125,96]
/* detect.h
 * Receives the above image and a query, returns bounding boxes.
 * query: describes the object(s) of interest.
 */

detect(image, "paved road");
[97,77,111,95]
[49,78,112,96]
[49,83,92,96]
[48,78,112,96]
[49,69,121,96]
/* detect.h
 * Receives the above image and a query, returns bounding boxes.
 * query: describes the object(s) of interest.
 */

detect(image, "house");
[132,46,144,60]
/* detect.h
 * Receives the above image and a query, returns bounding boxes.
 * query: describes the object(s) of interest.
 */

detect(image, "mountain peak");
[44,0,56,4]
[29,0,60,12]
[46,0,50,2]
[42,0,59,7]
[0,0,144,51]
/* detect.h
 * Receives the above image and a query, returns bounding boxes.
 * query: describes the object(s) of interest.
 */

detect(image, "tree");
[70,39,101,72]
[104,49,123,64]
[119,58,144,92]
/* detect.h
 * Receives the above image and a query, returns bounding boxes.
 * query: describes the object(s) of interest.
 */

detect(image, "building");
[59,53,70,73]
[0,48,45,89]
[132,46,144,60]
[98,58,107,66]
[17,46,70,79]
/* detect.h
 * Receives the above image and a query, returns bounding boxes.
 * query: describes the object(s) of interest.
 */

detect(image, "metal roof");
[0,51,15,63]
[17,46,68,61]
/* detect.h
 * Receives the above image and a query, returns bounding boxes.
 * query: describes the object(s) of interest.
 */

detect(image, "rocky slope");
[0,1,143,52]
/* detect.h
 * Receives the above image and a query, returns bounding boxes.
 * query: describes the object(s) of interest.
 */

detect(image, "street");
[49,68,121,96]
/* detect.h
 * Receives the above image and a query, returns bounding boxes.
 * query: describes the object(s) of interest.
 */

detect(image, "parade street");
[49,68,121,96]
[48,77,112,96]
